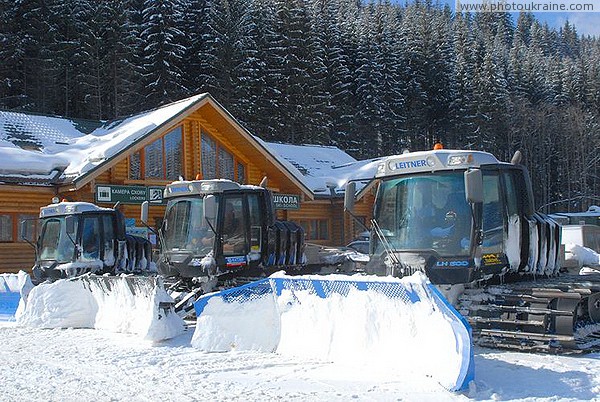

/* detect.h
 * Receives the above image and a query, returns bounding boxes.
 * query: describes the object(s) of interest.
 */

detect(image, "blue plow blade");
[194,275,474,392]
[0,290,21,322]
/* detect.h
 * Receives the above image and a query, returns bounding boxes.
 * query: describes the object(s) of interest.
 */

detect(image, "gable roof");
[0,94,378,198]
[0,94,209,185]
[262,140,380,198]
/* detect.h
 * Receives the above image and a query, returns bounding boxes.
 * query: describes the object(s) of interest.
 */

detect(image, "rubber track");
[457,273,600,354]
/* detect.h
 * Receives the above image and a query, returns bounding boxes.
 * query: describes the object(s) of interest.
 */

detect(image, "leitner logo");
[436,260,469,267]
[393,159,428,170]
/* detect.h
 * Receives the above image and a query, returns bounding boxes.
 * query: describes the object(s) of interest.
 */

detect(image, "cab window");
[221,196,247,256]
[81,217,101,261]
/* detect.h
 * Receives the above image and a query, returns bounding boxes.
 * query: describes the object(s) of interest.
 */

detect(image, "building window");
[145,138,164,179]
[0,215,13,242]
[219,147,234,180]
[128,126,183,180]
[201,134,217,179]
[237,163,245,184]
[299,219,329,241]
[130,152,142,180]
[200,130,246,184]
[164,129,182,180]
[0,214,38,242]
[18,215,38,242]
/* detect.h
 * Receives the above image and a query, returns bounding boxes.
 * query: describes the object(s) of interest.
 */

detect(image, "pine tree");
[0,0,598,211]
[275,0,314,144]
[329,0,360,154]
[450,11,477,148]
[304,0,334,145]
[183,0,217,95]
[12,0,61,114]
[0,1,24,110]
[353,3,385,156]
[140,0,188,107]
[105,0,146,118]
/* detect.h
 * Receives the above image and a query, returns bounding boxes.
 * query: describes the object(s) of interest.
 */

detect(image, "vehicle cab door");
[219,194,249,268]
[80,215,101,261]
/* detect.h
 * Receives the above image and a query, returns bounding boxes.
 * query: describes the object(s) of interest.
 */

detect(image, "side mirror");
[464,169,483,204]
[20,220,29,241]
[65,215,76,234]
[141,201,149,225]
[344,182,356,212]
[204,195,217,221]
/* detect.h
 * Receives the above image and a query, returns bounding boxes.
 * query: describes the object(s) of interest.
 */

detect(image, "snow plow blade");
[192,272,474,392]
[0,272,34,322]
[17,274,184,341]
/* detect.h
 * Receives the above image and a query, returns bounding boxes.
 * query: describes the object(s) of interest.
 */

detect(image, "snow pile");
[193,293,280,352]
[191,272,473,391]
[0,271,34,321]
[17,280,98,328]
[0,271,34,296]
[54,260,104,277]
[565,243,600,271]
[17,275,184,341]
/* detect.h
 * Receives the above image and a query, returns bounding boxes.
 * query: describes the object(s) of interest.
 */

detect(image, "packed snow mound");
[191,272,474,392]
[0,271,34,321]
[565,243,600,269]
[0,271,34,295]
[17,275,184,341]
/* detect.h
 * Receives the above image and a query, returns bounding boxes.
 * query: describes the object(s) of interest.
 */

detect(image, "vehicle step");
[479,328,575,343]
[461,304,575,316]
[469,316,547,327]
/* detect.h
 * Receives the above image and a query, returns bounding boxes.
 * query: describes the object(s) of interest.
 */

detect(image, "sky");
[542,12,600,36]
[522,10,600,36]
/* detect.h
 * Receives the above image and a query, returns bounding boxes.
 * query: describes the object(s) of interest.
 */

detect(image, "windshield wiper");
[371,219,405,277]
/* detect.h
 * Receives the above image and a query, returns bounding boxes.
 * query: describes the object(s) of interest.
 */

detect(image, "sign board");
[148,186,165,204]
[273,193,300,210]
[95,185,165,205]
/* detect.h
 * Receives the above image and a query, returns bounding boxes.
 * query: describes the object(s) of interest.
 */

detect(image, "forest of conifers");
[0,0,598,212]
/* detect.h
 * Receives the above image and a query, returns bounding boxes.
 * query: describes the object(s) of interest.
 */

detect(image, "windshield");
[163,197,215,254]
[374,171,472,257]
[39,217,78,263]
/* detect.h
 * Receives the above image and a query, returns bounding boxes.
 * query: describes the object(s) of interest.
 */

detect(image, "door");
[221,195,248,256]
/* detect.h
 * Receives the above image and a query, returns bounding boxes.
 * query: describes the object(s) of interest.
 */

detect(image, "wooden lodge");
[0,94,376,273]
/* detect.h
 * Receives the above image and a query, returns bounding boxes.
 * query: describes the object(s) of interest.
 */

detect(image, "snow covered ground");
[0,320,598,401]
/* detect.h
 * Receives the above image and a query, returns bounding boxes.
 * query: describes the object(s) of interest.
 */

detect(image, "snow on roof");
[0,94,207,183]
[0,110,101,150]
[61,94,207,181]
[0,111,99,182]
[261,140,380,196]
[550,206,600,226]
[0,94,378,195]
